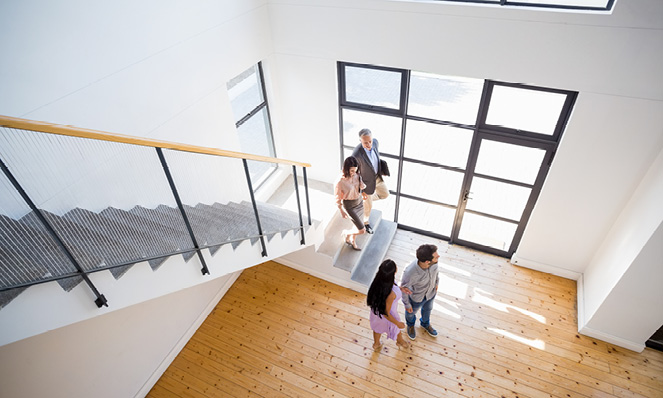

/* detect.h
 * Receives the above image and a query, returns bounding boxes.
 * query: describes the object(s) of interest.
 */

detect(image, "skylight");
[431,0,614,11]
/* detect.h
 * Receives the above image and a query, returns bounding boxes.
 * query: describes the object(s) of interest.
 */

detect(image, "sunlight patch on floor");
[488,327,546,350]
[438,274,468,300]
[473,287,546,324]
[439,261,472,277]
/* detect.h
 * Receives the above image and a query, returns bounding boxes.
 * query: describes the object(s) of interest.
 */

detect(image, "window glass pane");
[408,72,483,125]
[485,86,566,135]
[398,197,455,237]
[400,161,463,206]
[466,177,531,221]
[404,120,473,169]
[236,108,274,157]
[236,108,275,182]
[227,65,263,123]
[345,66,401,109]
[475,140,545,184]
[371,193,396,223]
[342,109,402,156]
[458,213,517,251]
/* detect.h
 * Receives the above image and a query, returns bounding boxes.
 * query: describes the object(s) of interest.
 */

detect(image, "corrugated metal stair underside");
[0,201,307,309]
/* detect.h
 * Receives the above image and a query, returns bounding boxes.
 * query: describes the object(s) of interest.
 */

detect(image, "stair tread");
[332,210,383,272]
[1,214,85,290]
[66,208,169,270]
[22,210,136,279]
[350,219,398,286]
[128,206,197,262]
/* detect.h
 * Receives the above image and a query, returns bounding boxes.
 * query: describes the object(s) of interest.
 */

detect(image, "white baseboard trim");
[579,326,646,353]
[576,275,645,353]
[135,270,242,398]
[510,255,582,281]
[275,258,368,295]
[576,274,585,329]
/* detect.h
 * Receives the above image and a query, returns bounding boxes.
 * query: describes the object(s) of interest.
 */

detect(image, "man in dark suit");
[351,128,389,234]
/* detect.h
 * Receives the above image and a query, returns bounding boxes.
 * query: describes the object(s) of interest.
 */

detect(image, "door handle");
[463,190,473,202]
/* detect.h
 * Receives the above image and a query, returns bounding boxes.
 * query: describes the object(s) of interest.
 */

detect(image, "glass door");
[453,134,555,256]
[397,120,473,236]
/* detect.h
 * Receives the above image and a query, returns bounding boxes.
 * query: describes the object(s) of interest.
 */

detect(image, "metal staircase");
[0,115,315,313]
[0,200,309,309]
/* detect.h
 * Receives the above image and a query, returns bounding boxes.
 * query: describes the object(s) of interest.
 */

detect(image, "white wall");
[578,146,663,351]
[514,94,663,274]
[0,271,238,398]
[0,1,276,218]
[0,0,272,147]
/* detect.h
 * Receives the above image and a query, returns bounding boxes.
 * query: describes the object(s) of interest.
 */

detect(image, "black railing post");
[156,148,210,275]
[242,159,268,257]
[302,167,311,226]
[292,165,305,245]
[0,156,108,307]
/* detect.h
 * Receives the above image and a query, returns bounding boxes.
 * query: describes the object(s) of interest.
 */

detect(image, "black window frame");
[229,62,278,190]
[431,0,614,12]
[337,61,578,258]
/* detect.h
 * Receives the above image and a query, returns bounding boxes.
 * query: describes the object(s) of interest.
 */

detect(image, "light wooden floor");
[147,230,663,398]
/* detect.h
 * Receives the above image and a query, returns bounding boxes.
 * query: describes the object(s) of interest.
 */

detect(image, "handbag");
[379,159,390,177]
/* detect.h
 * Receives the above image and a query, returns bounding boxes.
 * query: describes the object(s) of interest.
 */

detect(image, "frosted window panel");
[342,109,402,156]
[227,65,263,123]
[398,197,455,237]
[475,140,545,184]
[458,213,518,251]
[466,177,531,221]
[408,72,483,125]
[486,86,566,135]
[372,194,396,222]
[237,108,276,182]
[516,0,609,7]
[404,120,473,169]
[400,162,464,206]
[345,66,402,109]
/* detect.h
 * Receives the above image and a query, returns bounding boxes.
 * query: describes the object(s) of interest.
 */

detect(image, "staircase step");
[66,208,167,271]
[100,207,191,270]
[9,212,95,289]
[317,210,354,258]
[223,201,298,242]
[0,286,27,310]
[61,209,148,280]
[129,206,197,262]
[333,210,383,272]
[184,204,259,249]
[350,219,398,286]
[19,210,138,280]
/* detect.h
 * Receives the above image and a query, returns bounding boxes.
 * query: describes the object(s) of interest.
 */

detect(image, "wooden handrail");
[0,115,311,168]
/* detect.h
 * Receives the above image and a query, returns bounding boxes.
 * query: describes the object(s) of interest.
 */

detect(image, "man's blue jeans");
[405,295,435,328]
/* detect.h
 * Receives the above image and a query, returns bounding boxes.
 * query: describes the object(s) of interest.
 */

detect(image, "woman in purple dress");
[367,259,411,350]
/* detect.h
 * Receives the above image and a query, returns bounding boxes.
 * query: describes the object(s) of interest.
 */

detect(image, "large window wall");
[338,62,577,257]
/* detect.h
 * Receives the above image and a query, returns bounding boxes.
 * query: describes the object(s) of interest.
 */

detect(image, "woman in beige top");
[335,156,367,250]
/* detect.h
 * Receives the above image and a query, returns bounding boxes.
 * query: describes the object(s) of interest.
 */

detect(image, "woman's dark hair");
[366,259,397,318]
[342,156,359,178]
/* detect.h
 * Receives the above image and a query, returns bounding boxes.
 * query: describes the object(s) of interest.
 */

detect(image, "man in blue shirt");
[401,244,440,340]
[351,128,389,234]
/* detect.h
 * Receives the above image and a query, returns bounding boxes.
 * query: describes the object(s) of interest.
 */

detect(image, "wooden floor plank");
[148,230,663,398]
